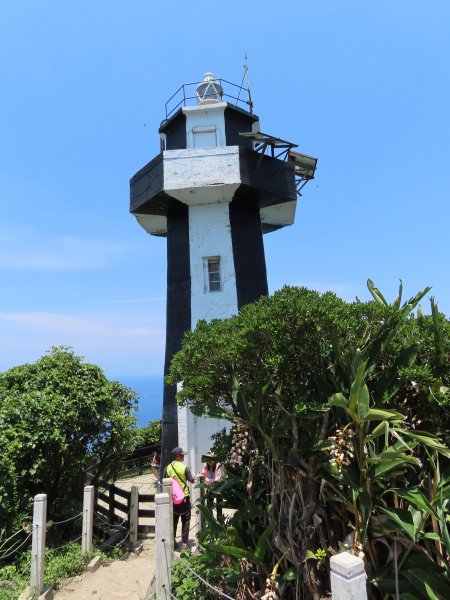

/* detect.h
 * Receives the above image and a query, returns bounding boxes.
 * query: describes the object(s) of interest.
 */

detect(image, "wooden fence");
[95,478,156,534]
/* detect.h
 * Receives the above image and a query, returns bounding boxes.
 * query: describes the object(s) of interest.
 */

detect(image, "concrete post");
[129,485,139,546]
[162,478,174,555]
[81,485,95,554]
[330,552,367,600]
[30,494,47,597]
[192,474,204,546]
[155,493,171,600]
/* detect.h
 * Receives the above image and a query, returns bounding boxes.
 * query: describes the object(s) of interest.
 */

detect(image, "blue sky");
[1,0,449,382]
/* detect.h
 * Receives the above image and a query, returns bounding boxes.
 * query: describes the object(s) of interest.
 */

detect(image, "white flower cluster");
[230,423,250,464]
[261,576,280,600]
[328,427,354,470]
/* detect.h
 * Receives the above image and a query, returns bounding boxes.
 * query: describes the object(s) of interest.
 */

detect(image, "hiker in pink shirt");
[201,452,223,519]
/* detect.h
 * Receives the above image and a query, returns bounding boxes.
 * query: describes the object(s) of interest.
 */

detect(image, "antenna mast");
[244,52,253,113]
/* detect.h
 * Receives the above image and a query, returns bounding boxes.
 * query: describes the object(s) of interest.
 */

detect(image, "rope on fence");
[0,523,32,544]
[0,532,32,561]
[162,584,178,599]
[161,539,235,600]
[178,555,236,600]
[0,510,84,559]
[48,512,83,527]
[92,506,129,550]
[162,537,174,598]
[93,511,128,530]
[92,524,129,549]
[46,535,83,553]
[95,532,129,549]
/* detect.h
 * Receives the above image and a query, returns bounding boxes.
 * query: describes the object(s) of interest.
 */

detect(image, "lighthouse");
[130,73,317,471]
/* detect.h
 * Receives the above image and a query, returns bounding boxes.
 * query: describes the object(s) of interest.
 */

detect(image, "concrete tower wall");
[177,199,240,471]
[130,81,309,473]
[189,202,238,325]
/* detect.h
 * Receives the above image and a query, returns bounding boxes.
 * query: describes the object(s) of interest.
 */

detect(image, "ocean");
[116,374,164,427]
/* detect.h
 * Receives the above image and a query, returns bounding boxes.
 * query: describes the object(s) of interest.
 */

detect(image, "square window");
[204,257,221,292]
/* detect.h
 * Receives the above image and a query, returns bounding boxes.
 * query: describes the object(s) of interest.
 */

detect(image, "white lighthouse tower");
[130,73,317,471]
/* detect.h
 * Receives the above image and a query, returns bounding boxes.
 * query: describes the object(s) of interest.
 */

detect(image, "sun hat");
[201,452,216,462]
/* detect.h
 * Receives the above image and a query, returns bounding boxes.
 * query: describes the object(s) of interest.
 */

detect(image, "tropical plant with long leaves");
[324,281,450,598]
[170,281,450,599]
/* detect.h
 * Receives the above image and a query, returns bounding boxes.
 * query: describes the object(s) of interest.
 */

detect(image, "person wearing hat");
[150,452,160,475]
[165,446,194,549]
[200,452,223,519]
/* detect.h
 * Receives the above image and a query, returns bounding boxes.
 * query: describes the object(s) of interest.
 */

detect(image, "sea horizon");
[115,374,164,427]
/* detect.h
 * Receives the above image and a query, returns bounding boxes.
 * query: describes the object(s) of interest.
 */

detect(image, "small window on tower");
[204,257,221,292]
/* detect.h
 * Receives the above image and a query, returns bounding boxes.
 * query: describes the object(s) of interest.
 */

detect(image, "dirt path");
[52,538,155,600]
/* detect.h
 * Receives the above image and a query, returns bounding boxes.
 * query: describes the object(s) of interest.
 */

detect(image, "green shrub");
[0,543,125,600]
[131,420,162,450]
[170,554,216,599]
[0,347,137,533]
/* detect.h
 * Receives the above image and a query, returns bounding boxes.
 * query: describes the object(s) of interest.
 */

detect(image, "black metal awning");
[239,131,318,196]
[239,131,298,160]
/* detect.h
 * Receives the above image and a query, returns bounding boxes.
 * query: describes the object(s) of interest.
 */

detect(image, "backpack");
[171,477,185,505]
[167,461,189,505]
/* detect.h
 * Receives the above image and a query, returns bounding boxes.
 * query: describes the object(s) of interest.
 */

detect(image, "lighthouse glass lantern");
[196,72,223,104]
[130,73,317,471]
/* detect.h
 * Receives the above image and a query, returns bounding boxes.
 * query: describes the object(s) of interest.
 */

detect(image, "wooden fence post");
[108,484,115,524]
[155,493,171,600]
[162,478,174,555]
[82,485,94,554]
[330,552,367,600]
[129,485,139,546]
[30,493,47,597]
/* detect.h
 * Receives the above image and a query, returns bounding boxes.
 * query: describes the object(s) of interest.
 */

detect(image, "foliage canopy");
[0,347,137,531]
[130,419,162,450]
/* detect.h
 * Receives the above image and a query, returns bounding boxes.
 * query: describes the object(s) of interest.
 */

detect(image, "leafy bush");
[169,284,450,434]
[0,544,89,599]
[170,282,450,599]
[0,347,137,533]
[170,554,216,599]
[130,419,162,450]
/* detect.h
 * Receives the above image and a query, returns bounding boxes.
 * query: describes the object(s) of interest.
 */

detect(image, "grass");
[0,543,125,600]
